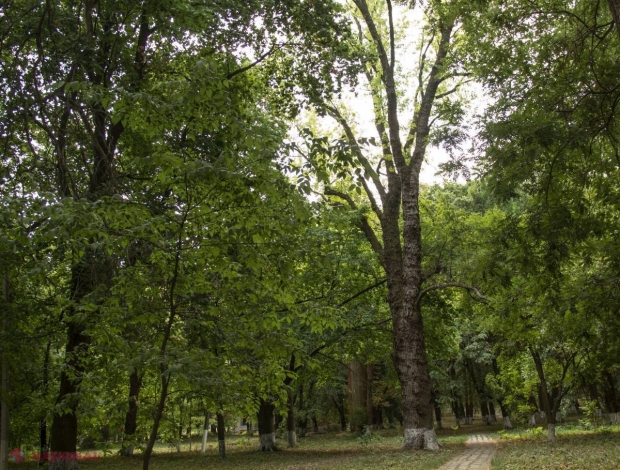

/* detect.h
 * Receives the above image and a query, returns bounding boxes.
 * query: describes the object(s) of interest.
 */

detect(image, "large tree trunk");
[257,399,278,451]
[121,368,142,456]
[391,299,438,449]
[348,361,369,432]
[325,2,454,451]
[217,412,226,460]
[49,319,90,470]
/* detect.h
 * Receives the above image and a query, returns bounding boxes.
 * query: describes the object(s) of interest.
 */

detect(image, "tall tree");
[297,0,482,448]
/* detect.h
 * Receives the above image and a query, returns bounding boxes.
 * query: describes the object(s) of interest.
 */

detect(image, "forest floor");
[11,423,620,469]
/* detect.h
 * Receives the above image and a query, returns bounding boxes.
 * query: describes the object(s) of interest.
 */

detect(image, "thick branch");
[324,188,384,262]
[417,282,488,305]
[386,0,395,71]
[353,0,406,173]
[338,278,387,307]
[226,44,281,80]
[404,20,454,175]
[325,105,387,205]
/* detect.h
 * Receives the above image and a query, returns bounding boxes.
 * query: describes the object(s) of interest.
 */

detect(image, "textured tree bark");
[49,317,90,470]
[348,361,368,432]
[327,1,455,450]
[217,413,226,459]
[257,399,278,451]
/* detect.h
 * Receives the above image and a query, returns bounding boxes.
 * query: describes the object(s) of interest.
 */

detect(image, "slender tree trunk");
[121,369,142,456]
[479,400,490,425]
[257,399,278,451]
[465,401,474,425]
[297,384,307,437]
[286,389,296,447]
[603,371,619,413]
[332,393,347,431]
[530,349,557,442]
[488,401,497,422]
[38,341,52,462]
[434,404,442,430]
[0,275,9,470]
[217,412,225,460]
[498,400,512,429]
[142,370,171,470]
[201,411,209,454]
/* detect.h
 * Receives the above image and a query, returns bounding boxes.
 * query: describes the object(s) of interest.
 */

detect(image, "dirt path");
[438,434,497,470]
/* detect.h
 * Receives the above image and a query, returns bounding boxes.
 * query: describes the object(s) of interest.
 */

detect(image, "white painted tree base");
[503,416,512,429]
[403,428,440,450]
[201,429,208,454]
[259,432,278,451]
[287,431,296,447]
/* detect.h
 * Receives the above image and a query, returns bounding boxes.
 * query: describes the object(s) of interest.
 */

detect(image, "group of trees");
[1,0,619,469]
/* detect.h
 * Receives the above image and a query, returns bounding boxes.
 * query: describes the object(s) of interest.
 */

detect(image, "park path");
[438,434,497,470]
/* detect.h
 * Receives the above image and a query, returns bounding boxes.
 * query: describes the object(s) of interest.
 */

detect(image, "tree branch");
[226,44,282,80]
[324,187,384,262]
[325,105,387,205]
[338,278,387,307]
[417,282,488,305]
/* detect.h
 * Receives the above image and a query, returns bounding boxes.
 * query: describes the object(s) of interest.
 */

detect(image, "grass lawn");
[14,428,467,470]
[491,424,620,470]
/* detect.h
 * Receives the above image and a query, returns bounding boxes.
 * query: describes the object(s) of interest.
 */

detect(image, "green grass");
[491,425,620,470]
[15,429,464,470]
[19,423,619,469]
